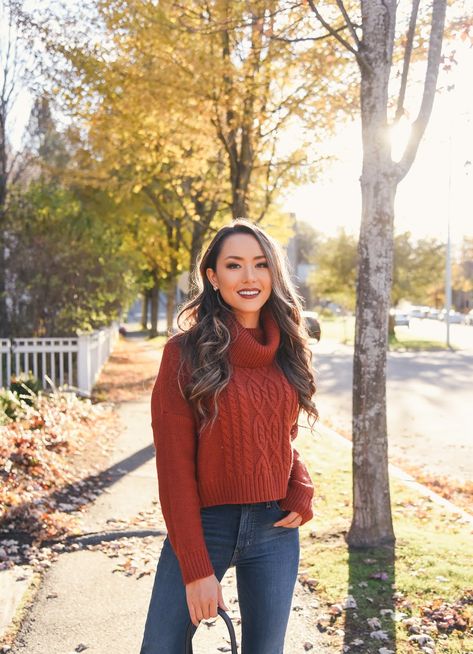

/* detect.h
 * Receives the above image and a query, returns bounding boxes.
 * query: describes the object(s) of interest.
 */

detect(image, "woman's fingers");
[274,510,302,528]
[189,604,200,627]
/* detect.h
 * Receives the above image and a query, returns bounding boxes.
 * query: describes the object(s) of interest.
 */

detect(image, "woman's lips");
[237,290,261,299]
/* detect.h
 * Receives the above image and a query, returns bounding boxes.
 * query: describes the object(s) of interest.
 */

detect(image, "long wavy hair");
[175,218,318,433]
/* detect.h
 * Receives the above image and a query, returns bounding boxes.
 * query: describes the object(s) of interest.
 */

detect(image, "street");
[311,335,473,484]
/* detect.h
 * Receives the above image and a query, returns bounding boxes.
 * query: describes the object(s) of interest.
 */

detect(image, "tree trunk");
[348,1,397,547]
[166,279,176,334]
[141,289,150,330]
[0,228,8,337]
[149,275,159,338]
[0,122,9,336]
[231,181,250,220]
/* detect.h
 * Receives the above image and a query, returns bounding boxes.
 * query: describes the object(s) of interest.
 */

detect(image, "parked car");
[426,308,441,320]
[407,305,430,319]
[302,310,321,341]
[438,309,463,323]
[389,309,410,327]
[463,309,473,326]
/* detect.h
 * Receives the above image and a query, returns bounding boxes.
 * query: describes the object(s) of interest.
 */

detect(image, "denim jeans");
[139,500,300,654]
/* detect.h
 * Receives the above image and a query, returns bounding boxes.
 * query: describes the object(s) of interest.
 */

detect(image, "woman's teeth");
[238,290,260,297]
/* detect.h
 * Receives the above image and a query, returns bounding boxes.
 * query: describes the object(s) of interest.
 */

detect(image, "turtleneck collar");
[226,304,280,368]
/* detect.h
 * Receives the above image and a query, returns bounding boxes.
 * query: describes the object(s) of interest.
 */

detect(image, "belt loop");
[266,501,271,508]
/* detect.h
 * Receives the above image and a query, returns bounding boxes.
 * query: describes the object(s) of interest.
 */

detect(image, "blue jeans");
[139,500,300,654]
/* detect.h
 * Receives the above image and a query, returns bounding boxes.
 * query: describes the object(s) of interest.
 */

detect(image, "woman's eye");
[226,261,268,269]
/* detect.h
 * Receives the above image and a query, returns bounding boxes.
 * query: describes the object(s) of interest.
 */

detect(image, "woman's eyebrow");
[224,255,267,260]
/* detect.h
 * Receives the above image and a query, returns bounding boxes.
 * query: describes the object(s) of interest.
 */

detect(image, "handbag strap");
[185,607,238,653]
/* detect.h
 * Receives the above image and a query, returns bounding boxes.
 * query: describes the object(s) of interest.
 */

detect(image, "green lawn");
[297,425,472,654]
[319,316,452,351]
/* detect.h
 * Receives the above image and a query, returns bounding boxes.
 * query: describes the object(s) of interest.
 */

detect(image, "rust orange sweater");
[150,305,314,585]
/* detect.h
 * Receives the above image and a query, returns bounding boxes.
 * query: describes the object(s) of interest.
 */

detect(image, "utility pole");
[445,132,453,348]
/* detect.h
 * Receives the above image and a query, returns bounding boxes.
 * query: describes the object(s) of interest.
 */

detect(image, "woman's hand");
[273,510,302,528]
[185,574,229,628]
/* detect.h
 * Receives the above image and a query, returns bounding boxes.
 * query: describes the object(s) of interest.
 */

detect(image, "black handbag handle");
[185,607,238,653]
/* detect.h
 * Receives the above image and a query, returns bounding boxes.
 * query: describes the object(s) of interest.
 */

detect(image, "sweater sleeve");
[151,337,215,585]
[278,423,314,526]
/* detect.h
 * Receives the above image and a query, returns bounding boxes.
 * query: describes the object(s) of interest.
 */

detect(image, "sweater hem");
[198,474,290,507]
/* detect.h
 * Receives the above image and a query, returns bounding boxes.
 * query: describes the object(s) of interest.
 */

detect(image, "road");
[311,336,473,484]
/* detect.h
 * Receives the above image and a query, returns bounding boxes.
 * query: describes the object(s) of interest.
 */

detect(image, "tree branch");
[270,23,354,44]
[335,0,362,49]
[394,0,447,182]
[306,0,359,57]
[395,0,420,122]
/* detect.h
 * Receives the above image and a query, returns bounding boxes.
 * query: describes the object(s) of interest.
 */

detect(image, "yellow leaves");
[132,184,142,194]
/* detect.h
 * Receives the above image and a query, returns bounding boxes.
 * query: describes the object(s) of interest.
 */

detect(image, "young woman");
[140,219,318,654]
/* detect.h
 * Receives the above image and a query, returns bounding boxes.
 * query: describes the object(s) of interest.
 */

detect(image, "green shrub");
[10,372,41,405]
[0,373,41,423]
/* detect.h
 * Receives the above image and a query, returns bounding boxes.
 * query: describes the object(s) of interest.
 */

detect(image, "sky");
[281,42,473,248]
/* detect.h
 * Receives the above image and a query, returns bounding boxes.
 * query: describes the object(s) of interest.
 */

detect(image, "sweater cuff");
[279,484,314,526]
[177,546,215,586]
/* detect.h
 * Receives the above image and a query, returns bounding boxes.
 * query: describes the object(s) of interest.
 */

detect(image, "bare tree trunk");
[166,279,176,334]
[350,153,397,545]
[141,289,149,330]
[149,275,159,338]
[0,100,9,336]
[348,0,397,547]
[0,215,8,337]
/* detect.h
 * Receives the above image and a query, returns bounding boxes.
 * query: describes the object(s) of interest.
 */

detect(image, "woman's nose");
[242,266,257,281]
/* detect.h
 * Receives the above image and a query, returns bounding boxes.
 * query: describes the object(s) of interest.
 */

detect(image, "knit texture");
[150,304,315,585]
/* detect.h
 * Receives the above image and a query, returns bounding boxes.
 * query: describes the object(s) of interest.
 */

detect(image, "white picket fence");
[0,322,120,395]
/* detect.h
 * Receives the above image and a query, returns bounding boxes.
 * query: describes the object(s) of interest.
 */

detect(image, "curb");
[0,565,39,649]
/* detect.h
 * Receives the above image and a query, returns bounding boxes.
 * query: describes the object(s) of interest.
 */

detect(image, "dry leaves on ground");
[0,390,119,564]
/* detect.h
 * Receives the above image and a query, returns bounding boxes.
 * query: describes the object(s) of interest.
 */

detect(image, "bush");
[10,372,41,405]
[0,373,40,423]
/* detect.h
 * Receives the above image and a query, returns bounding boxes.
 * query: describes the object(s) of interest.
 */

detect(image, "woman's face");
[206,233,272,328]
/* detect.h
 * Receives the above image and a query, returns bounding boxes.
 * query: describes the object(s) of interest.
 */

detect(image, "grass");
[296,424,473,654]
[319,316,356,345]
[319,316,453,351]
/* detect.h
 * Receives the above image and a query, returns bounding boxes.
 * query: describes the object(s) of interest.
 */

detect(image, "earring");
[213,286,218,291]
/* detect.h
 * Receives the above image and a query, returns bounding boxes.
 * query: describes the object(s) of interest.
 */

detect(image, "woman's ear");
[206,267,217,288]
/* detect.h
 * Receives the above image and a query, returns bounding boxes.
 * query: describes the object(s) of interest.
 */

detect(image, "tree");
[309,228,357,310]
[306,229,446,314]
[392,232,445,307]
[20,0,352,335]
[130,1,347,222]
[452,236,473,311]
[0,0,24,335]
[296,220,323,266]
[5,181,139,336]
[306,0,448,546]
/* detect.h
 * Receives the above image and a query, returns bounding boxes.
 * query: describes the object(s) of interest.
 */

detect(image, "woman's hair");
[175,218,318,432]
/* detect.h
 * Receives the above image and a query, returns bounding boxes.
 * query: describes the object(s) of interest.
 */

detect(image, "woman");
[140,218,318,654]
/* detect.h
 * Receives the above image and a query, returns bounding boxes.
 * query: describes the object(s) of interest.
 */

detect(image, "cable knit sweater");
[150,304,315,585]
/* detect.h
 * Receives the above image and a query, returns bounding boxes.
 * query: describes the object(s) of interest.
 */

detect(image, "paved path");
[312,338,473,483]
[10,400,328,654]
